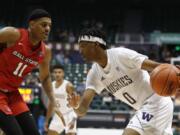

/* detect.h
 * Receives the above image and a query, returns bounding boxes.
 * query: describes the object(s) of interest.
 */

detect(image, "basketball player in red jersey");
[0,9,64,135]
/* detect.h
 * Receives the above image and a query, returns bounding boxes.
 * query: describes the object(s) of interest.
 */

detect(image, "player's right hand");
[44,122,49,132]
[67,93,81,109]
[176,65,180,90]
[68,117,77,129]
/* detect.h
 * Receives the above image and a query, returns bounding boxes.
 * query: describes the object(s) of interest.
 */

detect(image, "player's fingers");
[68,119,75,129]
[67,94,75,102]
[44,123,48,132]
[69,123,75,129]
[175,65,180,69]
[75,94,81,102]
[67,96,76,107]
[67,93,80,108]
[67,92,74,99]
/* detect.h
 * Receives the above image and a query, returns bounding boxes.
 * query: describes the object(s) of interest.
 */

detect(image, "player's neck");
[28,30,41,46]
[55,79,63,87]
[96,50,107,68]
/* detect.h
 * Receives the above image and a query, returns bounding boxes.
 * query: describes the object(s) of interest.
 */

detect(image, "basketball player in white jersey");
[45,65,77,135]
[68,28,180,135]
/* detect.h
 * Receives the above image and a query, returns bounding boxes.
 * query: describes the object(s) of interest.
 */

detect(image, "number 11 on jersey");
[13,62,27,77]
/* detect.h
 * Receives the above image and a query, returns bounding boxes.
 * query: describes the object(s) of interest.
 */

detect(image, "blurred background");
[0,0,180,134]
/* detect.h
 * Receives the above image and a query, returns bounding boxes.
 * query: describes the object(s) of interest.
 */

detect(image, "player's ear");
[29,21,35,29]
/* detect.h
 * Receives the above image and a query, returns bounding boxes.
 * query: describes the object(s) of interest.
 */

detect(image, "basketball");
[150,64,180,96]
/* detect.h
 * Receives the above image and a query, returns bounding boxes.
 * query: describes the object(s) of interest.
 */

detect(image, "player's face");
[30,17,52,41]
[53,69,64,81]
[79,41,97,62]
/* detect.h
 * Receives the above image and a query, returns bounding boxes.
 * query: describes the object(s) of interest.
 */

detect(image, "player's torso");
[94,49,154,110]
[0,29,45,91]
[52,80,73,114]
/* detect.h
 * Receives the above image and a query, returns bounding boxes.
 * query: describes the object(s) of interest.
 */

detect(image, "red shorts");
[0,90,29,116]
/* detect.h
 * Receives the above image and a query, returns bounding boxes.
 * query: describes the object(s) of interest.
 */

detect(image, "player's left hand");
[51,100,66,126]
[67,93,81,109]
[68,117,77,129]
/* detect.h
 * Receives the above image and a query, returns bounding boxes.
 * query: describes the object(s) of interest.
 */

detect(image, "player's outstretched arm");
[39,46,55,103]
[66,82,79,129]
[39,46,65,125]
[0,27,20,45]
[142,59,180,86]
[141,59,161,72]
[68,89,96,117]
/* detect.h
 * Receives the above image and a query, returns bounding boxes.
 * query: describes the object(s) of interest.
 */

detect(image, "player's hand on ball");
[67,93,81,109]
[176,65,180,91]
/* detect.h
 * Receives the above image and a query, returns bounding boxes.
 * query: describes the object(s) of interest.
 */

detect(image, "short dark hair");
[52,64,64,71]
[79,27,108,50]
[28,9,51,22]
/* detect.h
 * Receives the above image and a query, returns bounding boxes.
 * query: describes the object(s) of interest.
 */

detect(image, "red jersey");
[0,29,46,92]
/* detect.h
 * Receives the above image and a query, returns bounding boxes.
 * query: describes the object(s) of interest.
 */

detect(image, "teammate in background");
[0,9,64,135]
[45,65,77,135]
[68,27,180,135]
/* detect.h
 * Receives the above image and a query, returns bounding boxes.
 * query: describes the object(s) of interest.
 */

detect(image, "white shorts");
[126,94,173,135]
[49,111,77,134]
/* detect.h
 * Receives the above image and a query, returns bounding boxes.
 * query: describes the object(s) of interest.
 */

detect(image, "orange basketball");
[150,64,180,96]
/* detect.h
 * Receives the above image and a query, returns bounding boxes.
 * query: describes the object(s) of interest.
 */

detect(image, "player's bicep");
[0,27,20,44]
[141,59,161,72]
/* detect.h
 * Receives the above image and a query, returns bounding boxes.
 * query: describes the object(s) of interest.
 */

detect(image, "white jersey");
[52,80,73,114]
[86,47,169,110]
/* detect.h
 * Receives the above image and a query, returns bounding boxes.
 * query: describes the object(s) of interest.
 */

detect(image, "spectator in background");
[160,46,172,63]
[76,79,85,95]
[68,48,84,64]
[55,51,66,65]
[68,31,76,44]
